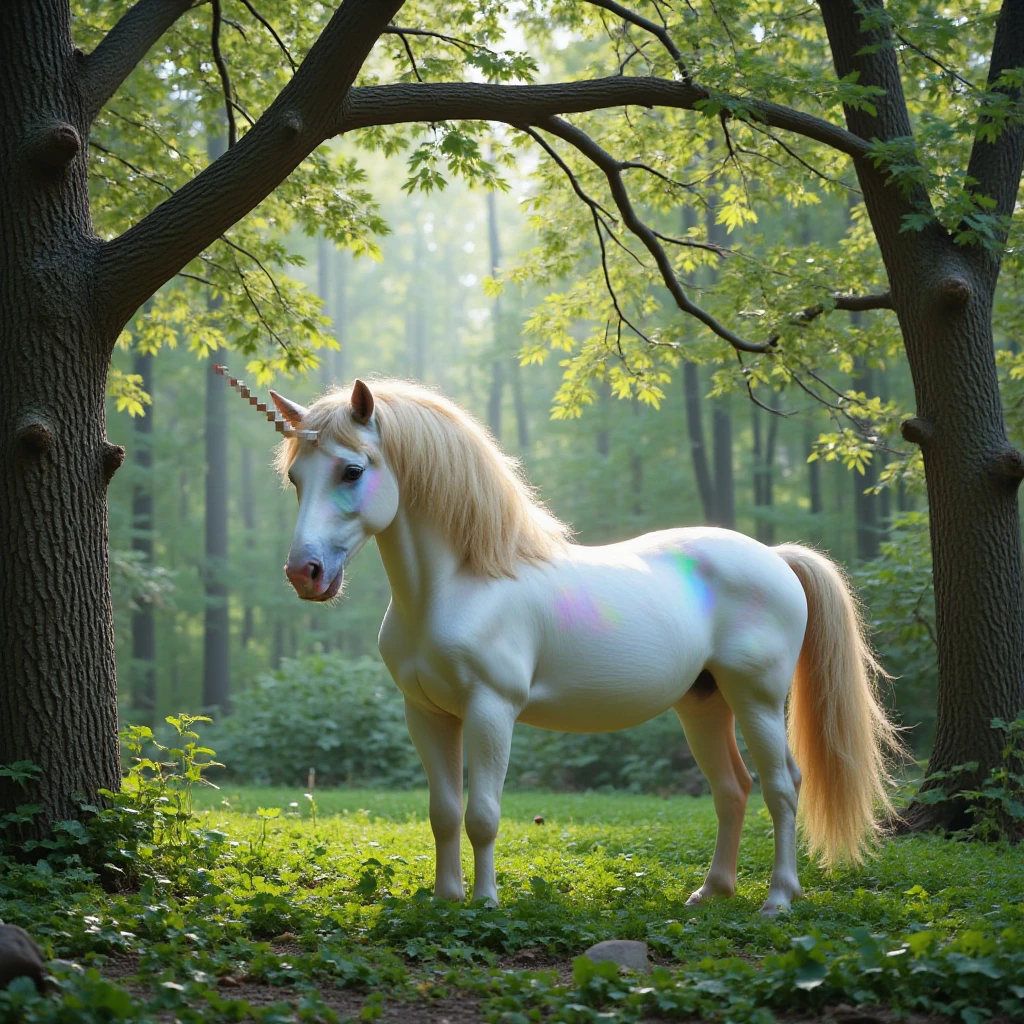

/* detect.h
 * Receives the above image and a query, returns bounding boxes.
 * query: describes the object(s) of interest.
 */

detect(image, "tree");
[1,0,1022,829]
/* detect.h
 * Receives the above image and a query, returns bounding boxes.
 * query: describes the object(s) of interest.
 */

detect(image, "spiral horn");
[211,363,318,445]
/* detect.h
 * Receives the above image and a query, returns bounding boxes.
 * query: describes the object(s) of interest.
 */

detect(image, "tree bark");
[0,1,121,825]
[130,348,157,721]
[822,0,1024,825]
[852,356,881,562]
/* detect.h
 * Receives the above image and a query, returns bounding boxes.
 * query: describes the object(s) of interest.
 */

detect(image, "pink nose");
[285,557,323,596]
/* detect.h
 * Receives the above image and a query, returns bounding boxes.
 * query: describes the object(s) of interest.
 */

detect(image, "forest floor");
[2,786,1023,1023]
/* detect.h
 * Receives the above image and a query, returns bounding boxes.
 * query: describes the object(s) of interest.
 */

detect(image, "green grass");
[2,784,1024,1022]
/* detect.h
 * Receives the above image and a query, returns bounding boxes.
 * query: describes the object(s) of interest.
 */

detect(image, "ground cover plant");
[1,724,1023,1023]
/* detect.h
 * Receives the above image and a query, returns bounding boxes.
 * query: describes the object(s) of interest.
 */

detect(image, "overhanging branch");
[80,0,196,122]
[582,0,692,83]
[335,77,873,160]
[537,115,770,353]
[98,0,404,335]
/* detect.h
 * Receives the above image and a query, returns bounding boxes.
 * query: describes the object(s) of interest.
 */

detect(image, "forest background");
[93,1,1017,794]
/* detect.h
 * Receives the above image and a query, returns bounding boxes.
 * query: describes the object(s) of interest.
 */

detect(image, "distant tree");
[1,0,1021,832]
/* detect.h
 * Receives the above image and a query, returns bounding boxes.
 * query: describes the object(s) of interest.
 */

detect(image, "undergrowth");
[0,719,1022,1022]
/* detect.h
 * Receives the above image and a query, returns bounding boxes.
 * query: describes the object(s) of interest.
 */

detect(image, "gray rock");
[582,939,649,972]
[0,924,46,991]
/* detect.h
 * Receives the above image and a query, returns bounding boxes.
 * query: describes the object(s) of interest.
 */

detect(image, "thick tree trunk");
[130,349,156,720]
[823,0,1024,826]
[0,2,121,824]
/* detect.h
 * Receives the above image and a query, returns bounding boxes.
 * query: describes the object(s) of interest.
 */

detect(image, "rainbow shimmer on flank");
[554,586,621,635]
[662,550,715,615]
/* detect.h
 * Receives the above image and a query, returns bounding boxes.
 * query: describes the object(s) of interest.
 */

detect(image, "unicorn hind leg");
[676,679,752,904]
[717,660,803,916]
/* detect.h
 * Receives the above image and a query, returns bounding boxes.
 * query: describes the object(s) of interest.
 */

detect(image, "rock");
[0,924,46,991]
[582,939,649,972]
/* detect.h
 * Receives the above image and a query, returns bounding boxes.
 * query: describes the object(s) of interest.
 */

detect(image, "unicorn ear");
[269,390,308,427]
[350,379,375,425]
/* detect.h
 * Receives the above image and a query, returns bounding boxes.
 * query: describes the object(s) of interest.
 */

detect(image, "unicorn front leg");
[404,698,466,901]
[463,696,518,905]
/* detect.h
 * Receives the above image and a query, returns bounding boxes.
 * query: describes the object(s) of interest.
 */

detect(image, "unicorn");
[224,369,901,915]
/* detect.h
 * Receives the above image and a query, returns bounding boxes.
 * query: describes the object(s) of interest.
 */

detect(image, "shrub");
[211,653,704,793]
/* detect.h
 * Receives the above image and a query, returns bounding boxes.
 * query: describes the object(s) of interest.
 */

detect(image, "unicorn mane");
[277,379,572,577]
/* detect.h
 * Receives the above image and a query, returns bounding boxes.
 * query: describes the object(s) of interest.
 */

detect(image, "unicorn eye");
[341,464,364,483]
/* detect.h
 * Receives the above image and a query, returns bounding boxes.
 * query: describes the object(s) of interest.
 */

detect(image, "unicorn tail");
[775,543,905,869]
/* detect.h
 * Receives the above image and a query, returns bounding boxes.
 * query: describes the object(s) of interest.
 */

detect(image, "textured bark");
[0,1,120,824]
[822,0,1024,823]
[130,348,156,719]
[683,362,715,522]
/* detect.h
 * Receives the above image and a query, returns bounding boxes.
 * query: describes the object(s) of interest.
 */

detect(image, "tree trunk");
[712,402,735,529]
[510,360,529,450]
[130,348,157,721]
[683,362,716,522]
[751,394,779,545]
[240,446,255,650]
[485,189,504,441]
[629,395,644,517]
[317,235,334,388]
[823,0,1024,827]
[202,310,230,713]
[852,355,881,562]
[0,2,120,825]
[805,419,824,542]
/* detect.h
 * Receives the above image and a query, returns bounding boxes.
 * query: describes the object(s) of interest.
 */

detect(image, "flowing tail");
[775,544,905,869]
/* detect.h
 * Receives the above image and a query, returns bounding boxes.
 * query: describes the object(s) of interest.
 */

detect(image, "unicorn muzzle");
[285,548,345,601]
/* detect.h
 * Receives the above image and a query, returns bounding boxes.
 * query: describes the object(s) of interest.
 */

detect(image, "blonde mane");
[277,379,571,577]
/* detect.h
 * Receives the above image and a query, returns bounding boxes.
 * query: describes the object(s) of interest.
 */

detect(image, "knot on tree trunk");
[937,276,972,310]
[27,122,81,175]
[281,111,304,137]
[15,416,55,455]
[102,440,125,483]
[900,416,933,446]
[989,444,1024,487]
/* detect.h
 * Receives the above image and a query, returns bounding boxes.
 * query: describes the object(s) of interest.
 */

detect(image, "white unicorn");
[269,378,902,915]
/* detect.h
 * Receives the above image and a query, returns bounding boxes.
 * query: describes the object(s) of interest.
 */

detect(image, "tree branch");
[80,0,195,121]
[98,0,405,335]
[210,0,238,148]
[335,77,873,160]
[965,0,1024,259]
[538,115,770,353]
[582,0,691,83]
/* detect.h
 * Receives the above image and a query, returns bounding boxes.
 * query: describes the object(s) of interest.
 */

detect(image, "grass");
[2,782,1024,1023]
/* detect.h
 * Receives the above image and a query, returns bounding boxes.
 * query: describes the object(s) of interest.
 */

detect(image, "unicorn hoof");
[686,884,734,906]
